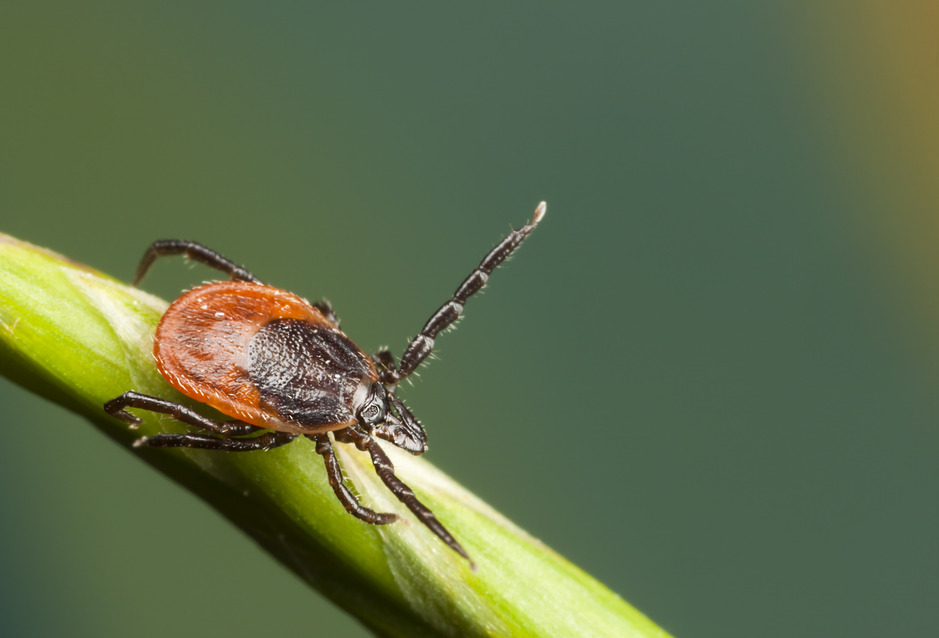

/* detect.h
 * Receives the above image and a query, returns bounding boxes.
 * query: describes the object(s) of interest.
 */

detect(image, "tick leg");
[133,240,262,286]
[312,300,340,327]
[310,433,397,525]
[389,202,546,385]
[136,430,297,451]
[105,391,262,436]
[371,348,397,378]
[344,428,473,566]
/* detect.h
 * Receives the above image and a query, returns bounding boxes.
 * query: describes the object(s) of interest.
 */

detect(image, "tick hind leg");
[104,391,293,451]
[105,391,262,435]
[133,240,262,286]
[309,433,397,525]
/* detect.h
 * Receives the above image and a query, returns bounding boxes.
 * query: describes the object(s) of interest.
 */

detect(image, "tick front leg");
[391,202,545,383]
[343,427,473,566]
[310,433,397,525]
[371,348,398,386]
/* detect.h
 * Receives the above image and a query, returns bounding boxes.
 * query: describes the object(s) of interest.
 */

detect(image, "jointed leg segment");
[106,393,401,525]
[105,391,262,435]
[309,433,397,524]
[387,202,545,385]
[139,430,297,451]
[105,390,294,449]
[133,240,262,285]
[340,426,472,565]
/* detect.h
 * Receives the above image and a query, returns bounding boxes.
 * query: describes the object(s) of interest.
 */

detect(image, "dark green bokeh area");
[1,3,936,637]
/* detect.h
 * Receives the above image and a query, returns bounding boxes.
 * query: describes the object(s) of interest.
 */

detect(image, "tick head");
[355,380,389,427]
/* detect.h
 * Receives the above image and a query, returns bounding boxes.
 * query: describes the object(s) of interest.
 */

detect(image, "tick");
[104,201,546,565]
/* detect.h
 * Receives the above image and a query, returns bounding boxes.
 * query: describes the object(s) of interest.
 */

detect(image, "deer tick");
[105,202,546,565]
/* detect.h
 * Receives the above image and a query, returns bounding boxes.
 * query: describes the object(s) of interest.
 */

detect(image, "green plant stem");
[0,232,672,638]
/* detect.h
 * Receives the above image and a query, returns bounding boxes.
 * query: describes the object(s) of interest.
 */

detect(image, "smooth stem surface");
[0,232,672,638]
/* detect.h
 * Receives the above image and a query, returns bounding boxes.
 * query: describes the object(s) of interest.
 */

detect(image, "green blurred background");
[1,3,936,636]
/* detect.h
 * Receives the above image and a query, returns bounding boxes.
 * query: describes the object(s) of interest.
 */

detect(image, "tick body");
[105,201,546,566]
[155,282,373,433]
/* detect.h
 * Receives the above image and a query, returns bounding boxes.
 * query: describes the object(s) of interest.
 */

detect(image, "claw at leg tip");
[533,201,547,223]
